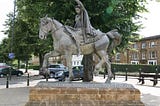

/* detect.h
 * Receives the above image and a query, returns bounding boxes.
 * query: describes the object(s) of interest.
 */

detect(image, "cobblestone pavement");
[0,72,160,106]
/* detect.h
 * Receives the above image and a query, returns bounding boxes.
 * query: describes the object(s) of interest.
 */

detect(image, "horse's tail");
[106,29,122,54]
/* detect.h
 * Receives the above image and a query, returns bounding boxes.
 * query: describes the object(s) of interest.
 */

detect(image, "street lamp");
[9,0,16,59]
[8,0,16,80]
[11,0,16,53]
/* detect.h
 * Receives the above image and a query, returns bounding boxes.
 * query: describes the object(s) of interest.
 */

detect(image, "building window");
[149,51,157,59]
[148,60,157,65]
[133,44,138,49]
[150,41,155,48]
[141,52,146,59]
[131,61,139,64]
[131,53,138,60]
[115,53,120,61]
[141,42,146,49]
[77,61,79,65]
[73,61,76,65]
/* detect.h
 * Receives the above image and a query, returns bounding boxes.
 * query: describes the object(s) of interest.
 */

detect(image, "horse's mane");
[52,18,63,28]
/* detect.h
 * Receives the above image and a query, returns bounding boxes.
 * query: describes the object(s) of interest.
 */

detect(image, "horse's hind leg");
[94,56,104,76]
[94,50,106,75]
[65,52,74,82]
[104,55,113,83]
[95,50,113,83]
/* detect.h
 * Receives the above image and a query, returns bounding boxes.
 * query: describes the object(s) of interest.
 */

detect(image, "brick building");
[112,35,160,65]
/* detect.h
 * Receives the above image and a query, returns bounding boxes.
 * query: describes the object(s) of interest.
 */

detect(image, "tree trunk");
[39,53,44,67]
[17,59,20,69]
[25,58,28,73]
[82,54,94,82]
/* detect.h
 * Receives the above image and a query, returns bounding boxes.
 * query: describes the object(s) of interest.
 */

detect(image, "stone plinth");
[25,81,144,106]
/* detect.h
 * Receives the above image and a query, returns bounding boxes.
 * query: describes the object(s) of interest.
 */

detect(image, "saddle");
[64,25,102,45]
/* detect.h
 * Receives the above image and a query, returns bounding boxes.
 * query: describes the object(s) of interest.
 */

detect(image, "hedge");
[111,64,159,73]
[28,65,40,70]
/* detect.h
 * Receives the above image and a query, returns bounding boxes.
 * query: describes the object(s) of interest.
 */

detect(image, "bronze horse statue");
[39,16,121,83]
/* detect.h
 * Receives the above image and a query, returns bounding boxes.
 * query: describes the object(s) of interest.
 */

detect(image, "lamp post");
[9,0,16,57]
[8,0,16,80]
[11,0,16,52]
[126,48,129,64]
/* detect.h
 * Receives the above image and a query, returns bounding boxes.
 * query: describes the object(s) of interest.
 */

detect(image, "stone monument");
[39,0,122,83]
[25,0,144,106]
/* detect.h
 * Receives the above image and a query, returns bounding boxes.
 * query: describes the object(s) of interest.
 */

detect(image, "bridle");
[40,18,63,35]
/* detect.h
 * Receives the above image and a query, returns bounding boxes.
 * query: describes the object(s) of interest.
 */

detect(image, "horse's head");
[39,15,54,39]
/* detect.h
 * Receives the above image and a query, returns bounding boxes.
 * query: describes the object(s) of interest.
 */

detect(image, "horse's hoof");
[105,79,111,83]
[65,77,72,82]
[64,78,70,82]
[93,70,99,76]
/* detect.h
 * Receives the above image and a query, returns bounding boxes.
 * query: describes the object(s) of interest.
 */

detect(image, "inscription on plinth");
[25,82,144,106]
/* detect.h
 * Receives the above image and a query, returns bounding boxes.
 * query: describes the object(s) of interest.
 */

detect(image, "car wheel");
[50,73,55,78]
[17,73,22,76]
[0,74,4,78]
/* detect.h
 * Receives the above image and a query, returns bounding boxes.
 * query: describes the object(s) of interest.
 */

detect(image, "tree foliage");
[0,0,147,65]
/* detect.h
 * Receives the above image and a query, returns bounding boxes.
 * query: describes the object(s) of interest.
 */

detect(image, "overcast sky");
[138,0,160,37]
[0,0,160,42]
[0,0,14,42]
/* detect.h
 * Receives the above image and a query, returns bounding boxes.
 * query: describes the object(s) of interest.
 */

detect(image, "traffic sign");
[8,53,15,59]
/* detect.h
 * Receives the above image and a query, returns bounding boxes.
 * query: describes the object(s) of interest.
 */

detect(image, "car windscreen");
[49,65,60,68]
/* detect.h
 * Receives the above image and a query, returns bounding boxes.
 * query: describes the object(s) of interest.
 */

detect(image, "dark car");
[55,66,83,81]
[39,64,67,78]
[0,67,23,78]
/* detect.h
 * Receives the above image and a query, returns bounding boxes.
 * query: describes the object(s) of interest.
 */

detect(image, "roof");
[140,35,160,41]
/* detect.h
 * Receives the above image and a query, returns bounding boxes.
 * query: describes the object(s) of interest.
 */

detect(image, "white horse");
[39,16,121,83]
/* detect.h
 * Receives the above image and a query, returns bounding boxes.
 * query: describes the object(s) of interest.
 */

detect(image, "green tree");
[16,0,54,67]
[2,0,147,67]
[0,38,10,63]
[16,0,147,50]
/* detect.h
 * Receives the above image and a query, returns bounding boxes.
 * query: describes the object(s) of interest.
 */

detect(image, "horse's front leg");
[41,51,60,74]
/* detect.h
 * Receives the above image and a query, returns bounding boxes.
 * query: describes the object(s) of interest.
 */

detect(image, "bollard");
[125,68,128,81]
[6,74,9,88]
[154,68,158,86]
[103,71,106,79]
[113,68,116,80]
[27,73,29,86]
[138,68,142,83]
[9,69,12,80]
[46,72,48,82]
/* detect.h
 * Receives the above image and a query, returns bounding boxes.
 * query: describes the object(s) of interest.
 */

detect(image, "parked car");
[0,63,9,68]
[0,67,23,78]
[39,64,67,78]
[55,66,83,81]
